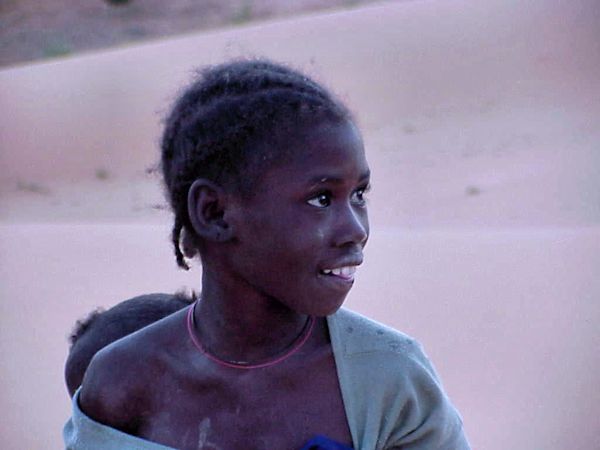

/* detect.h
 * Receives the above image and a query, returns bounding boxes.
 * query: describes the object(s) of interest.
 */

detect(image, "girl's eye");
[307,192,332,208]
[351,185,370,206]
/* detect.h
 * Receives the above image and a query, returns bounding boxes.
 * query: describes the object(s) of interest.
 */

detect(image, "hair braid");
[171,214,189,270]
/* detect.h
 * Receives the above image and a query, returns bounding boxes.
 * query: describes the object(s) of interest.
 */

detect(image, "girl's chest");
[137,357,353,449]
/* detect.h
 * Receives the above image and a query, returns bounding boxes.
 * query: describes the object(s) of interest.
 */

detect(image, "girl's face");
[228,120,370,316]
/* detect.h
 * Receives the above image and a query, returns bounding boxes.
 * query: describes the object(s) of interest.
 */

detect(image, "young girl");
[65,59,469,449]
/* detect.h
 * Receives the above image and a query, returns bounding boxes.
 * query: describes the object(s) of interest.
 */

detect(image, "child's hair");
[160,59,353,269]
[64,292,195,397]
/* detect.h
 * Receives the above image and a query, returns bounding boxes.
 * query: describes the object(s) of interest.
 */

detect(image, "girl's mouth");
[319,266,357,281]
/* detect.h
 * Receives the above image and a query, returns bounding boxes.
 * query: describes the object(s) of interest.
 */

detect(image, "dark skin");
[79,119,370,449]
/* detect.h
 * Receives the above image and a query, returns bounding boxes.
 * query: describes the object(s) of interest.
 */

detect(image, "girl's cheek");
[315,228,326,242]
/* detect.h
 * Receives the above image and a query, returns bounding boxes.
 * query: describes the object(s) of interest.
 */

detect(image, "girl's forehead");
[256,120,369,187]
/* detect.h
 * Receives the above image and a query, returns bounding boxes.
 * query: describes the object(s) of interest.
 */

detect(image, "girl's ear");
[187,179,234,243]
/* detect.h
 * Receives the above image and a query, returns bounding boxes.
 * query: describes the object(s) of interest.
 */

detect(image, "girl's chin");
[295,297,347,318]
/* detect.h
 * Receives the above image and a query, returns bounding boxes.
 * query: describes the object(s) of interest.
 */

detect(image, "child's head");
[161,59,355,269]
[64,293,194,397]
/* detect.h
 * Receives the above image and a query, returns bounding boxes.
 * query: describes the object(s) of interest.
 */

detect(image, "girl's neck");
[193,269,311,364]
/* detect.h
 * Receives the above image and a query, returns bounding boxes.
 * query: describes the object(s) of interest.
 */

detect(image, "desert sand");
[1,0,599,449]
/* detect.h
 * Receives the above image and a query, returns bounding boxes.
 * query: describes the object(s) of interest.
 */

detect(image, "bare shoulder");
[78,335,150,433]
[78,309,187,433]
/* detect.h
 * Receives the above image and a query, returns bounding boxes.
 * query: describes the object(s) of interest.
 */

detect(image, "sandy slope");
[0,0,386,67]
[1,0,599,449]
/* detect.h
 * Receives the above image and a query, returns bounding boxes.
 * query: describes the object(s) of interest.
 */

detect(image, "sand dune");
[1,0,599,448]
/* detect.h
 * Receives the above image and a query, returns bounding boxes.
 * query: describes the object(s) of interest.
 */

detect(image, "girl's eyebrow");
[307,169,371,187]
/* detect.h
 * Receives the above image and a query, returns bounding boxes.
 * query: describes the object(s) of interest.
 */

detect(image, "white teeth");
[322,266,356,277]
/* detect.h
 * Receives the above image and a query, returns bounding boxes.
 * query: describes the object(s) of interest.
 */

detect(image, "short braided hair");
[160,59,351,269]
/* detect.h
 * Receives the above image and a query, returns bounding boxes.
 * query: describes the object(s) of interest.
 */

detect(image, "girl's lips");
[318,270,356,293]
[320,266,357,281]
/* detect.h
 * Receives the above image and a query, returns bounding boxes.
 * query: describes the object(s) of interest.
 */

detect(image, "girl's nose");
[333,205,369,248]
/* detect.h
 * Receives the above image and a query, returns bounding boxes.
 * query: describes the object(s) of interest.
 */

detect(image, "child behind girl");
[65,59,470,449]
[64,293,194,397]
